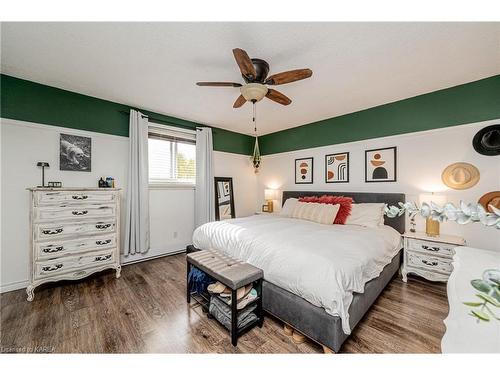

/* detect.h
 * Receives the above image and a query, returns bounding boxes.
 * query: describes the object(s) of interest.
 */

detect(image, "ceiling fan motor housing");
[242,58,270,83]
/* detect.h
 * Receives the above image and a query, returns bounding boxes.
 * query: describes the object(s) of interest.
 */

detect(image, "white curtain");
[195,127,215,227]
[124,109,150,255]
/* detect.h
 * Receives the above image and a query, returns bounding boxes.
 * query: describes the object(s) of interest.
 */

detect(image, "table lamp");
[264,189,279,213]
[419,193,447,237]
[36,162,50,187]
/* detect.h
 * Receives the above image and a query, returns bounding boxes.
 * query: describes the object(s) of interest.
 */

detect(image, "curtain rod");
[118,110,204,129]
[119,110,214,132]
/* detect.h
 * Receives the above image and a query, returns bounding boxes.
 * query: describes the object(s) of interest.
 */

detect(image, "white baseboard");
[121,249,185,265]
[0,279,29,293]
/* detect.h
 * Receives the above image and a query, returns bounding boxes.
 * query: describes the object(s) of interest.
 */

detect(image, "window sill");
[149,184,195,190]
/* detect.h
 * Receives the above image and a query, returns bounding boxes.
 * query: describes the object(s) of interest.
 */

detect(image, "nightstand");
[402,232,466,283]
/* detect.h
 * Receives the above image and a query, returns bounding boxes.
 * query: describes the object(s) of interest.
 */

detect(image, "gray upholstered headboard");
[282,191,406,234]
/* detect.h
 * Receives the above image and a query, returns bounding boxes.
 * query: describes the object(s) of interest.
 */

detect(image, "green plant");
[464,270,500,322]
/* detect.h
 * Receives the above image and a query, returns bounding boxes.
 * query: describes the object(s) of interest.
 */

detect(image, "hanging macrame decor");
[252,136,261,173]
[251,102,261,173]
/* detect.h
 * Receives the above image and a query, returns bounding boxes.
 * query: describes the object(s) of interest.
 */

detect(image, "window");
[148,124,196,186]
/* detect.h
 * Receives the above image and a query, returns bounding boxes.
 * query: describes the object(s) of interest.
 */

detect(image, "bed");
[190,191,405,352]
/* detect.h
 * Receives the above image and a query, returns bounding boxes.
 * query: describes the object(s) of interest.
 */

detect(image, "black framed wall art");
[365,146,397,182]
[60,133,92,172]
[295,157,314,184]
[325,152,349,183]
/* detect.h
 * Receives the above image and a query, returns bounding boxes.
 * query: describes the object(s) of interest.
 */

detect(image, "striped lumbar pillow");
[291,202,340,225]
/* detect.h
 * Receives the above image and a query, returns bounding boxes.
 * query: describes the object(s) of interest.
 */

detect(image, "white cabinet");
[26,188,122,301]
[402,232,465,283]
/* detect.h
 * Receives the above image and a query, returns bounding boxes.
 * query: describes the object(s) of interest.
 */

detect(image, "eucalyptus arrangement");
[384,201,500,229]
[464,270,500,322]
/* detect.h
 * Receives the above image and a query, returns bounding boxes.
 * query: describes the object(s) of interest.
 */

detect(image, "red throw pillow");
[318,195,353,224]
[298,195,353,224]
[298,196,319,203]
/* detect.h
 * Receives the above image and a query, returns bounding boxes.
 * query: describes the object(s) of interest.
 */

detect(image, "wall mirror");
[214,177,235,220]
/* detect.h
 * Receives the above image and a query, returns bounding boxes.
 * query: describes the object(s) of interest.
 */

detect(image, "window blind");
[148,124,196,186]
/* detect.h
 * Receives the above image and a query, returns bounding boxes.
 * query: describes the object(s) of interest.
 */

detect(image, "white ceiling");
[1,22,499,135]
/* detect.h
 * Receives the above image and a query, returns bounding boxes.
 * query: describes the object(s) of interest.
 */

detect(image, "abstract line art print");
[325,152,349,183]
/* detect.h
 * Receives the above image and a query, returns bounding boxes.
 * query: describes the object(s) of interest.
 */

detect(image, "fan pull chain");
[252,101,257,135]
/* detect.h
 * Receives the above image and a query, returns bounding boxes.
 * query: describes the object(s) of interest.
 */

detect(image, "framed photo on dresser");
[295,157,314,184]
[325,152,349,183]
[365,146,397,182]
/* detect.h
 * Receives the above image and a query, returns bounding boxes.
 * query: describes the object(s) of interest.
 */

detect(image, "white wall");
[0,119,255,292]
[256,119,500,251]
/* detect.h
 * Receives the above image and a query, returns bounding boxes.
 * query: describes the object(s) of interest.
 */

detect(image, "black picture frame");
[295,157,314,184]
[214,177,236,221]
[325,152,350,183]
[59,133,92,172]
[364,146,397,183]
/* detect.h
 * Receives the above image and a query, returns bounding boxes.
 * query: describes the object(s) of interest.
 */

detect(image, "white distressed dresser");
[27,187,122,301]
[402,231,466,283]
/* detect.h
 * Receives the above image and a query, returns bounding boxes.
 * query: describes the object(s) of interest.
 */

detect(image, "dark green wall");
[0,74,254,155]
[259,75,500,155]
[2,74,499,157]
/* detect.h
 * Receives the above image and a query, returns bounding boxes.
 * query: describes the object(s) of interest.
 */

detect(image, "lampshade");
[419,193,447,206]
[265,189,279,200]
[241,83,268,102]
[37,162,50,167]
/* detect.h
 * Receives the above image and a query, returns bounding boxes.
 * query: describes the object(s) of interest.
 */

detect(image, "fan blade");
[196,82,242,87]
[265,89,292,106]
[265,68,312,85]
[232,48,257,79]
[233,95,247,108]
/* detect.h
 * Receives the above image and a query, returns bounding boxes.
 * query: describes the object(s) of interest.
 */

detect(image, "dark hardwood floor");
[0,254,448,353]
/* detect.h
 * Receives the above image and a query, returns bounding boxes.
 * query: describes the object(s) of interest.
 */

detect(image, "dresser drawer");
[407,251,453,274]
[35,234,117,260]
[35,190,117,206]
[407,238,455,258]
[34,249,115,279]
[34,204,116,222]
[35,220,116,240]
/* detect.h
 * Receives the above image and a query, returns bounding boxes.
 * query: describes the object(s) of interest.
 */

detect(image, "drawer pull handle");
[42,246,64,253]
[421,259,438,267]
[95,223,111,230]
[42,228,63,235]
[72,195,88,200]
[95,254,111,262]
[72,210,88,216]
[42,264,63,272]
[96,239,112,246]
[422,245,440,252]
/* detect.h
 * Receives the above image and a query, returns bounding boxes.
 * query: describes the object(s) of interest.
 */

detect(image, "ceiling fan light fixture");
[240,83,268,103]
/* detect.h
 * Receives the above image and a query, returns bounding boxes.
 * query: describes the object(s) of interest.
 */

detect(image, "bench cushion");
[187,250,263,290]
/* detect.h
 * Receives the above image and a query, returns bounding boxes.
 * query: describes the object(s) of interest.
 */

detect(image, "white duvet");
[192,215,402,334]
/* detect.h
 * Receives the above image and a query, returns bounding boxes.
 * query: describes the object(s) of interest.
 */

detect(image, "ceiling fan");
[196,48,313,108]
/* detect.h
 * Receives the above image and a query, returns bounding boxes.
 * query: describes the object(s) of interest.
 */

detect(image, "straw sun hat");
[441,162,480,190]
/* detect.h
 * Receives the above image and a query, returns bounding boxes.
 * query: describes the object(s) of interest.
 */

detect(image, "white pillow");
[345,203,385,228]
[280,198,298,217]
[291,202,340,225]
